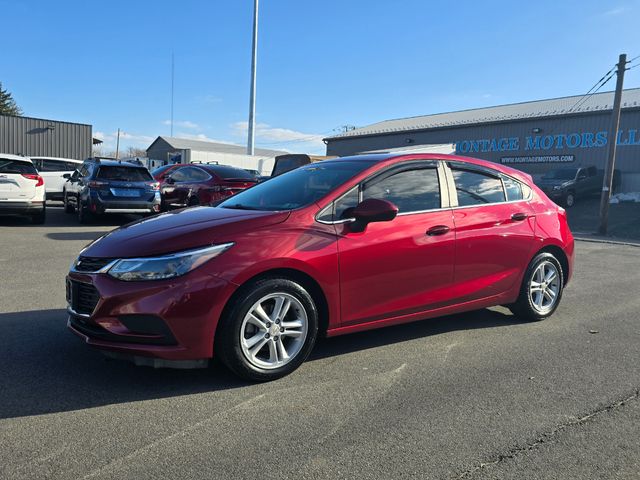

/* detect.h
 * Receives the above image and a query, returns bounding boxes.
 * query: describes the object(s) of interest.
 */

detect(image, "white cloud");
[604,6,626,15]
[93,129,156,153]
[232,121,326,153]
[198,94,223,104]
[162,119,200,130]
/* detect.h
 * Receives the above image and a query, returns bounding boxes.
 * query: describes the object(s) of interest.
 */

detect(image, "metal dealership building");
[324,88,640,192]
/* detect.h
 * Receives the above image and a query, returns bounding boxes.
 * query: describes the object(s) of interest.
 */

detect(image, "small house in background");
[145,136,287,175]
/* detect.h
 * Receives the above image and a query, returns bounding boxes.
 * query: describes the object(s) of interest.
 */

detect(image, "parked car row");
[536,166,621,207]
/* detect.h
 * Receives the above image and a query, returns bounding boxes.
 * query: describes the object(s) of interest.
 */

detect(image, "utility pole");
[598,53,627,235]
[115,128,120,159]
[247,0,259,155]
[170,52,175,137]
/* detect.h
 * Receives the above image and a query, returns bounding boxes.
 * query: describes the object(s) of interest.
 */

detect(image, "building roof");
[326,88,640,141]
[148,136,287,157]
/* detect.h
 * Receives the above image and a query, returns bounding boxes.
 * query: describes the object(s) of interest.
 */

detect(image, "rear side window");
[452,169,505,206]
[207,165,254,180]
[502,176,523,201]
[0,159,38,174]
[96,166,152,181]
[363,167,441,213]
[38,159,73,172]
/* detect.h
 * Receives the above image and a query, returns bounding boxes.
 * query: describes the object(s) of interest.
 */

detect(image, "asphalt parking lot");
[1,207,639,480]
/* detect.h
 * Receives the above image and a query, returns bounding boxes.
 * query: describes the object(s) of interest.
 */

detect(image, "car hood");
[82,207,290,258]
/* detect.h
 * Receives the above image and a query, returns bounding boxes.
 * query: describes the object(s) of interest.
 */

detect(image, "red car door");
[336,162,456,327]
[445,163,537,302]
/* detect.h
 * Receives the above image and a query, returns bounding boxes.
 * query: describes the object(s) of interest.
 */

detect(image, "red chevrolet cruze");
[67,154,574,381]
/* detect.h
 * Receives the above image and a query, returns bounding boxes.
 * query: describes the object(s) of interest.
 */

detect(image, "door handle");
[511,212,527,221]
[426,225,450,236]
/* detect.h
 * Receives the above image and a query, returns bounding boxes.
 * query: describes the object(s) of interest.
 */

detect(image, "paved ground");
[0,207,639,480]
[566,196,640,240]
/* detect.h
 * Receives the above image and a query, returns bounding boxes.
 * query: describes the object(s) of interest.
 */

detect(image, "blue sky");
[2,0,639,154]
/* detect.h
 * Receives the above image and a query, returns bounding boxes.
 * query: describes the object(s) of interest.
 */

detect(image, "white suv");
[0,154,46,224]
[31,156,83,201]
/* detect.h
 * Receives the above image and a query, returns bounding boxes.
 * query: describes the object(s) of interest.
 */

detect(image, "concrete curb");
[573,233,640,247]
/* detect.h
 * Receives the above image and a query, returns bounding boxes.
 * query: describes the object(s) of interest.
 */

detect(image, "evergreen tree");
[0,82,23,116]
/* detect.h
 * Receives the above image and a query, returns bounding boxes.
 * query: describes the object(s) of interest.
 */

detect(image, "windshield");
[0,159,37,174]
[96,166,153,182]
[207,165,255,180]
[219,160,374,211]
[544,168,577,180]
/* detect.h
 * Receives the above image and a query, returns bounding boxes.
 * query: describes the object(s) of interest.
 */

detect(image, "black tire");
[508,252,564,322]
[564,191,575,208]
[64,192,75,213]
[31,206,46,224]
[77,200,93,224]
[215,277,319,381]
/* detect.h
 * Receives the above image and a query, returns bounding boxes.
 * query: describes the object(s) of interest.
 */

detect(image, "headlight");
[107,243,233,281]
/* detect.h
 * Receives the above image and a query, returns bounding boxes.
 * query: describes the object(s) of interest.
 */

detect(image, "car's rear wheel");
[509,252,564,321]
[77,200,93,224]
[63,192,75,213]
[216,277,318,381]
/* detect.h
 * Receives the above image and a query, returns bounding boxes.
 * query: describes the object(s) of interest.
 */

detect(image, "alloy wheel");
[239,293,308,370]
[528,260,560,314]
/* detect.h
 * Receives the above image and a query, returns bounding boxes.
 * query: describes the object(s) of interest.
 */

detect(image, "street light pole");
[247,0,259,156]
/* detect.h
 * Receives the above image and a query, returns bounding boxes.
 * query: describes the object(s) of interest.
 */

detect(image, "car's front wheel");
[64,192,75,213]
[509,252,564,321]
[216,277,319,381]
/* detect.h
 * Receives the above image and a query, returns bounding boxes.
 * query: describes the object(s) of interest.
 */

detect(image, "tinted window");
[173,167,210,182]
[206,165,254,180]
[318,185,360,222]
[96,166,152,181]
[363,167,441,213]
[151,164,174,177]
[452,169,505,206]
[502,176,523,201]
[219,161,373,211]
[544,168,577,180]
[0,159,37,174]
[38,159,72,172]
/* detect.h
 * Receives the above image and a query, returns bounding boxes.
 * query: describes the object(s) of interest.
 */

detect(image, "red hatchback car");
[160,164,257,209]
[67,154,574,381]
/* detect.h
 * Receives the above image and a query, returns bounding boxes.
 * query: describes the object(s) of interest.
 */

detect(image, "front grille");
[68,280,100,315]
[75,256,114,272]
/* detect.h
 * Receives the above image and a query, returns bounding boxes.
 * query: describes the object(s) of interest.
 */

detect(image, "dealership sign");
[501,155,575,165]
[456,129,640,154]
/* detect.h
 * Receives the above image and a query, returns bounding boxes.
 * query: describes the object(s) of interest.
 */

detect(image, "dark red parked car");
[67,154,574,381]
[160,164,257,209]
[151,163,182,182]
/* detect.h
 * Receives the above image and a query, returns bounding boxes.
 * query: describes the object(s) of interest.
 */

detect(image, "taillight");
[22,173,44,187]
[148,182,160,191]
[88,181,108,188]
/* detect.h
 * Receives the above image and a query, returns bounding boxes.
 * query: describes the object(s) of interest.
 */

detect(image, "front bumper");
[66,269,234,362]
[0,201,45,215]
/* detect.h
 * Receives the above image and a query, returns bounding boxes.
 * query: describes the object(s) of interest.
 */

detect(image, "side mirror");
[351,198,398,224]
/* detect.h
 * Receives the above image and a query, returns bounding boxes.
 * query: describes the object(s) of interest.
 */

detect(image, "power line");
[567,65,617,113]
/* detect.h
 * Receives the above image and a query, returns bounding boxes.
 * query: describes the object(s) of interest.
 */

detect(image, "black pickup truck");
[536,166,621,207]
